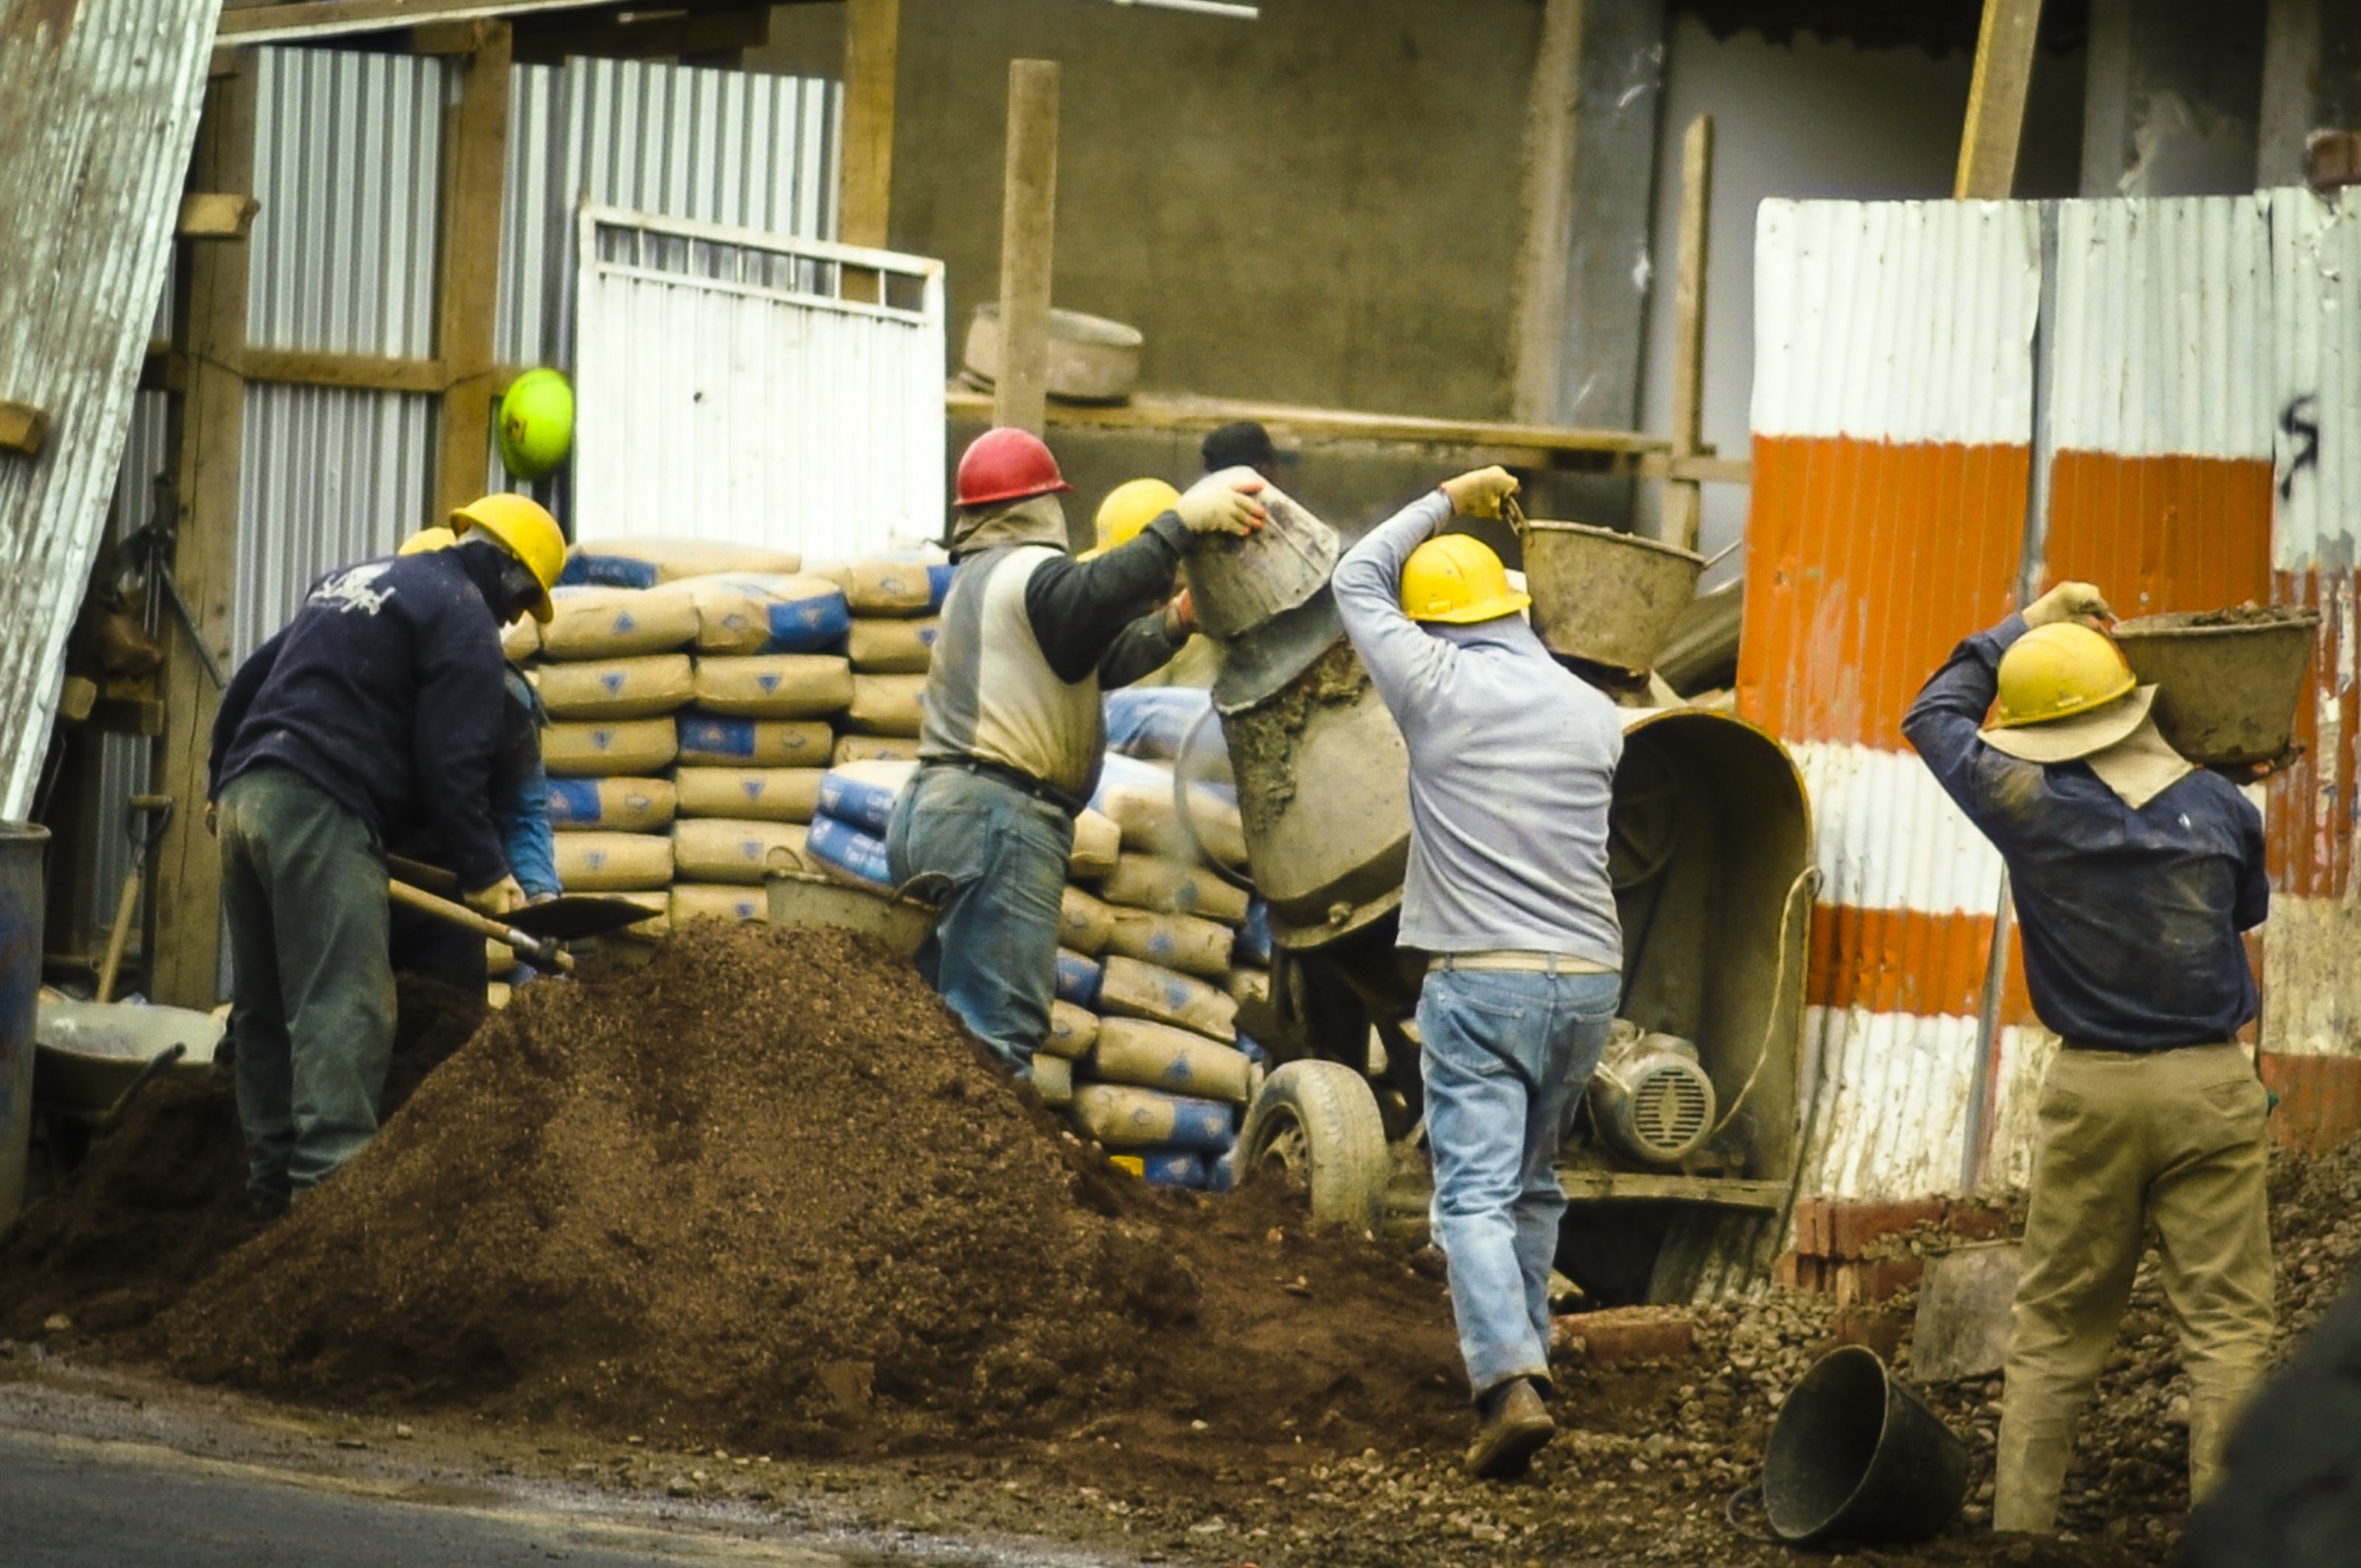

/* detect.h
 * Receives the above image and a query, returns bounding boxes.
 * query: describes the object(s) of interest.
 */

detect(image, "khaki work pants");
[1995,1044,2273,1534]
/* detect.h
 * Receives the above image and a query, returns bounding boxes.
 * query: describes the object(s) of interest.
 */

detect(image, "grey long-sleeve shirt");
[1332,490,1624,965]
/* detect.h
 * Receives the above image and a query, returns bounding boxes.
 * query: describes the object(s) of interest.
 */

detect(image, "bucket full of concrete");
[2111,606,2321,767]
[1183,482,1339,641]
[1519,518,1705,677]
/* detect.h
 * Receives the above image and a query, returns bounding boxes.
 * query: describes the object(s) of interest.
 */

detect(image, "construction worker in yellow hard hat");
[1904,582,2270,1535]
[1082,477,1226,691]
[205,493,568,1215]
[1331,464,1624,1480]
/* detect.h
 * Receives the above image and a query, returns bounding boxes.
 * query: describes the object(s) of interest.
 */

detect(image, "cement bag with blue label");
[847,616,939,674]
[1103,687,1212,762]
[1140,1149,1210,1189]
[833,734,920,766]
[693,653,854,719]
[1090,1017,1254,1104]
[1104,907,1235,981]
[1058,885,1117,956]
[1070,1084,1234,1152]
[533,653,695,720]
[1098,954,1238,1042]
[806,812,892,890]
[555,830,676,891]
[672,818,811,884]
[815,759,917,835]
[676,712,833,768]
[1042,999,1100,1061]
[670,882,769,926]
[1099,854,1251,925]
[1068,808,1120,881]
[847,674,927,738]
[814,556,953,616]
[674,767,821,823]
[562,537,802,590]
[673,573,851,656]
[1030,1054,1074,1108]
[1227,967,1270,1011]
[545,776,677,832]
[542,718,679,777]
[1056,948,1104,1008]
[1090,753,1246,869]
[538,585,700,660]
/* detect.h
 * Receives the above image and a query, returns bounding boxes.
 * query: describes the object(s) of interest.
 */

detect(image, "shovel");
[385,854,660,942]
[388,878,576,974]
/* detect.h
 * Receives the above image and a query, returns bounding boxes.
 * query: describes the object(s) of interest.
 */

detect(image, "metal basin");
[764,873,937,958]
[1522,520,1705,676]
[2112,608,2321,766]
[961,304,1142,404]
[1183,483,1338,640]
[34,998,223,1117]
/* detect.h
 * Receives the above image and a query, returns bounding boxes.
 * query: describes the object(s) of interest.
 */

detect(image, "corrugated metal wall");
[0,0,221,820]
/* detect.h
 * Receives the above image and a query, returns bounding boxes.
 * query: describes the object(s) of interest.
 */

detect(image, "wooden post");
[839,0,899,304]
[1508,0,1584,425]
[1663,114,1713,554]
[1954,0,2044,199]
[431,22,513,523]
[995,58,1060,436]
[150,60,259,1009]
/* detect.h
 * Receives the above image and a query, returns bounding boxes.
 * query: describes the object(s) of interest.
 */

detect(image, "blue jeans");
[1420,965,1619,1400]
[885,764,1073,1073]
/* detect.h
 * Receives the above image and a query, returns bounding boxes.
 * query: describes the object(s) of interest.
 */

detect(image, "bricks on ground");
[1777,1198,2012,1303]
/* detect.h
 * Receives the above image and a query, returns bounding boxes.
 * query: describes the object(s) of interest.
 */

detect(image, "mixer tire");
[1238,1060,1391,1236]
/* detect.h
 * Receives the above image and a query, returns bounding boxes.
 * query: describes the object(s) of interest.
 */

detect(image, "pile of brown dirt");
[0,975,485,1343]
[157,923,1463,1458]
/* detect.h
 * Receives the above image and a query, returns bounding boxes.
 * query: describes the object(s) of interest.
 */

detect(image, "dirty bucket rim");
[1521,517,1707,567]
[2112,608,2321,640]
[0,822,51,844]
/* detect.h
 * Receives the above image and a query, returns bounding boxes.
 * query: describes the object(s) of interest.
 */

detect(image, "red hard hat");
[955,427,1073,508]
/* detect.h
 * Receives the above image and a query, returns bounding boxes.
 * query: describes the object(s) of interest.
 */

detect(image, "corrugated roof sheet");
[0,0,222,818]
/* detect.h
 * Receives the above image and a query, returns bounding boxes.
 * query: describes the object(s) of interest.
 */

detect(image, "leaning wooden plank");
[175,192,260,238]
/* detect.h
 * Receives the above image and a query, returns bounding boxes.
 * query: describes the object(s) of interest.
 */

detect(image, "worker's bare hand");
[1175,467,1268,537]
[464,874,528,918]
[2024,580,2113,630]
[1440,466,1520,519]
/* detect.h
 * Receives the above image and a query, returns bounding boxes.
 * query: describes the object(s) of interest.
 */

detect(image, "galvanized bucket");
[764,872,938,959]
[1184,482,1339,641]
[1520,517,1705,677]
[2111,608,2322,766]
[0,822,48,1224]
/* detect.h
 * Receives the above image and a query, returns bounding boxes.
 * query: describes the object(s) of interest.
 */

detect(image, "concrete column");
[2260,0,2361,186]
[2081,0,2266,197]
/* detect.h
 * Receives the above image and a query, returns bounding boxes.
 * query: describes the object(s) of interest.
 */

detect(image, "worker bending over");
[208,496,565,1214]
[1903,583,2271,1533]
[890,429,1262,1071]
[1332,466,1623,1479]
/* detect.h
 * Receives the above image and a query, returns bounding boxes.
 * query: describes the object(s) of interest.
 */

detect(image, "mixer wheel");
[1238,1060,1391,1236]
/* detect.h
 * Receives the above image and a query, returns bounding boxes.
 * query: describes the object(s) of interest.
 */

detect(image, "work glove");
[2023,580,2113,629]
[1440,465,1520,519]
[464,875,528,918]
[1163,589,1196,640]
[1174,467,1267,537]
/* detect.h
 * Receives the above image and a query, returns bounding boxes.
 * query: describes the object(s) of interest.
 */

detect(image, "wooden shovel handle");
[388,878,575,974]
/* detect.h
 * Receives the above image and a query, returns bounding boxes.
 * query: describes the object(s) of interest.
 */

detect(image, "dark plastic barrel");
[1762,1345,1968,1544]
[0,822,49,1224]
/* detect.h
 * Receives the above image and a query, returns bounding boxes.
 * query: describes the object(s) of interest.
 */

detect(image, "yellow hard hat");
[449,494,566,624]
[1082,477,1181,562]
[1399,534,1532,624]
[1979,623,2152,763]
[396,526,458,556]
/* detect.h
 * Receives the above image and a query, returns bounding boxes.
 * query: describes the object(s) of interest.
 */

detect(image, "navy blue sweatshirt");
[1903,613,2268,1051]
[210,546,513,891]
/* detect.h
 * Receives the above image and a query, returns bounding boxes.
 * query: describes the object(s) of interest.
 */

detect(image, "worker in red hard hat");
[889,427,1265,1071]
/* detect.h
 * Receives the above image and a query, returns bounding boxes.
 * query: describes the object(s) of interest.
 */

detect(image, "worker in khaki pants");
[1904,582,2273,1534]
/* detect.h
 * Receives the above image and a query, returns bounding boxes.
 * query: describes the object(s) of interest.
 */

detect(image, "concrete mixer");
[1180,501,1815,1304]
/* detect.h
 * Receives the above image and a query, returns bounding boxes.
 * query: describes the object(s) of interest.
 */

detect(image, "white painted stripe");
[2263,894,2361,1056]
[1752,199,2041,448]
[1791,741,2007,916]
[2270,187,2361,573]
[2048,198,2273,461]
[1799,1005,1977,1200]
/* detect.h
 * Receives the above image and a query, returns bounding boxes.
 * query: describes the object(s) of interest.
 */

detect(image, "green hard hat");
[498,368,575,481]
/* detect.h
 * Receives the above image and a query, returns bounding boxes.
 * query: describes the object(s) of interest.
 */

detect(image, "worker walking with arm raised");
[888,429,1264,1073]
[1331,465,1624,1480]
[1902,582,2272,1535]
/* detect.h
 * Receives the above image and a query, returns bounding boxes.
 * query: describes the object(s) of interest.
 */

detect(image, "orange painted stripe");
[1739,436,2028,748]
[2268,568,2355,901]
[1809,904,2034,1025]
[2039,450,2275,616]
[2260,1051,2361,1153]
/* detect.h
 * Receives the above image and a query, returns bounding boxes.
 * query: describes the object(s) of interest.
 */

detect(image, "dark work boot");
[1465,1377,1554,1479]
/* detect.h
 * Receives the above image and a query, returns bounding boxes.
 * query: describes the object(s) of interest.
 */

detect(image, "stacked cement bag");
[808,555,952,766]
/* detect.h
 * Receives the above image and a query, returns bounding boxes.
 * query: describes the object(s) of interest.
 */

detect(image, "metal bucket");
[1219,633,1410,943]
[764,872,937,959]
[1521,519,1705,677]
[1183,482,1339,641]
[2111,608,2321,766]
[0,822,48,1224]
[1762,1347,1968,1544]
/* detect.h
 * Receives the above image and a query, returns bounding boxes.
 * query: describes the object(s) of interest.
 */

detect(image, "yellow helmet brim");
[1410,588,1533,626]
[1979,685,2154,763]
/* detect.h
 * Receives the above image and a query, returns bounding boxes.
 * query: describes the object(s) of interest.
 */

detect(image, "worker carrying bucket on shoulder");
[1330,465,1625,1481]
[1902,582,2272,1536]
[887,429,1265,1074]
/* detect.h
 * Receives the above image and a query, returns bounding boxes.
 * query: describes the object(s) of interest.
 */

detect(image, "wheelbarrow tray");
[34,998,222,1116]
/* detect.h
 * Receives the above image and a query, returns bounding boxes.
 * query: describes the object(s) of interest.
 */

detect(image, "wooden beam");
[139,339,186,393]
[241,347,449,394]
[1663,113,1713,553]
[220,0,611,43]
[1508,0,1584,425]
[0,399,51,456]
[994,59,1059,435]
[1638,452,1748,486]
[1955,0,2045,199]
[175,192,260,240]
[151,60,259,1010]
[838,0,900,306]
[431,23,513,525]
[511,4,768,64]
